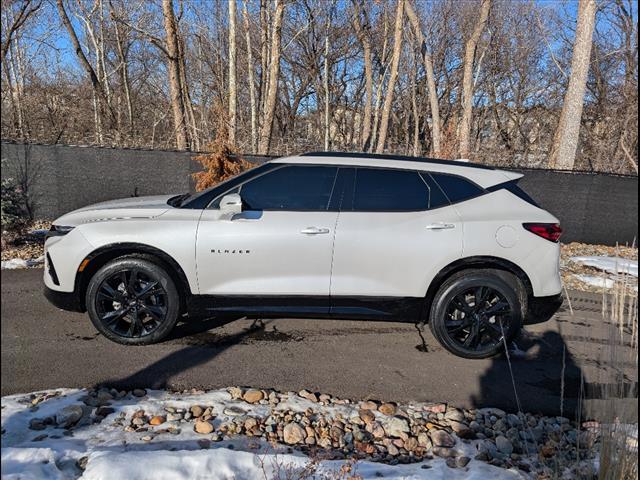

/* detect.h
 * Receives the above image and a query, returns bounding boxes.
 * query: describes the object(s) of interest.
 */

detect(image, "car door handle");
[425,223,456,230]
[300,227,330,235]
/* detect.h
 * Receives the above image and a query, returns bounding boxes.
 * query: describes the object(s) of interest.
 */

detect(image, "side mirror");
[219,193,243,214]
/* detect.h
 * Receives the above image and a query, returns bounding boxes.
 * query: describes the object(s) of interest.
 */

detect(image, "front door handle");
[426,223,456,230]
[300,227,330,235]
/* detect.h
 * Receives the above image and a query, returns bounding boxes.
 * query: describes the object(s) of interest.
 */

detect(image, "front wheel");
[429,269,524,359]
[86,257,180,345]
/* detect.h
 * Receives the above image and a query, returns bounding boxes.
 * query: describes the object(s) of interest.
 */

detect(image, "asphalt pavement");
[2,268,636,419]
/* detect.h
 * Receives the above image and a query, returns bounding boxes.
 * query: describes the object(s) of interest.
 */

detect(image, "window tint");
[240,166,338,211]
[430,173,484,203]
[419,173,450,210]
[352,168,430,211]
[328,167,355,211]
[497,182,540,207]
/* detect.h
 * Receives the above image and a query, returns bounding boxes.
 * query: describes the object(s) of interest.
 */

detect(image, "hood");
[53,194,178,227]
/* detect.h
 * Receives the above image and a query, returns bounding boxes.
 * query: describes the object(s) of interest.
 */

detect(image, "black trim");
[46,252,60,286]
[301,151,498,171]
[526,293,563,325]
[44,286,84,312]
[187,295,424,322]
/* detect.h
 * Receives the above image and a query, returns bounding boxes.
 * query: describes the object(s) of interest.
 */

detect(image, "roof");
[272,151,522,188]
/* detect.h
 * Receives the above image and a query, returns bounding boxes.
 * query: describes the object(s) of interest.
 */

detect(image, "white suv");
[44,152,563,358]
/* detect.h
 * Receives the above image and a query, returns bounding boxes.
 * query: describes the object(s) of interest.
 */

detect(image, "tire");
[428,269,525,359]
[86,257,180,345]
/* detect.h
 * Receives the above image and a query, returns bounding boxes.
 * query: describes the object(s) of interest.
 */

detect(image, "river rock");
[379,403,397,416]
[381,417,409,438]
[194,420,214,434]
[495,435,514,455]
[243,390,264,404]
[283,423,306,444]
[430,429,455,448]
[56,405,84,427]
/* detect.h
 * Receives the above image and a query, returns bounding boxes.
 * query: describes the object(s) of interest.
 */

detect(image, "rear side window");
[430,173,484,203]
[240,165,338,211]
[352,168,430,211]
[491,181,540,207]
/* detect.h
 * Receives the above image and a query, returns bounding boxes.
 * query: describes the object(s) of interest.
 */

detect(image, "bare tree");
[1,0,41,65]
[548,0,597,170]
[243,2,258,153]
[458,0,490,159]
[404,0,441,156]
[228,0,237,145]
[352,0,373,152]
[375,0,404,153]
[257,0,285,154]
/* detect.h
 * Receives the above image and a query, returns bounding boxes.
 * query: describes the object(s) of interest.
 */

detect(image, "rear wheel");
[429,269,524,359]
[86,257,180,345]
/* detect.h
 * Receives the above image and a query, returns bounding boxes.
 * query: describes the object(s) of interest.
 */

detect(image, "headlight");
[46,225,75,239]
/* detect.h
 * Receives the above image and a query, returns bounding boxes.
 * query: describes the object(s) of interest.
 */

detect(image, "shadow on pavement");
[96,315,268,391]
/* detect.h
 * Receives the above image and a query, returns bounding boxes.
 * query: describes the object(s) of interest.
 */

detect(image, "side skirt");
[186,295,424,323]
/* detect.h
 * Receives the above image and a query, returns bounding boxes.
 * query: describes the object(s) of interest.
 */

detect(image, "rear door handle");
[426,223,456,230]
[300,227,330,235]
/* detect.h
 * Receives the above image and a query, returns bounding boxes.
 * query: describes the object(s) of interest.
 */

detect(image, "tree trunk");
[458,0,490,159]
[375,0,404,154]
[161,0,189,150]
[56,0,114,133]
[548,0,597,170]
[243,4,258,153]
[352,0,373,152]
[228,0,237,145]
[257,0,285,155]
[404,0,441,156]
[323,2,334,151]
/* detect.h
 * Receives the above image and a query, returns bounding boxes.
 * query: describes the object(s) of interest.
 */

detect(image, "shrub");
[191,140,253,192]
[1,175,27,231]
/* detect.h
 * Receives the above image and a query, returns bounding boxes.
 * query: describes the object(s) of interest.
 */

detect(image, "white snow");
[571,256,638,277]
[573,274,616,289]
[1,256,44,270]
[2,388,529,480]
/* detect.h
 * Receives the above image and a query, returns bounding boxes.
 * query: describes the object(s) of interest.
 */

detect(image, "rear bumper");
[43,286,84,313]
[524,293,563,325]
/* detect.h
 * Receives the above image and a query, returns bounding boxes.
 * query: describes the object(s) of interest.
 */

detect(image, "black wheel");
[429,269,525,359]
[86,257,180,345]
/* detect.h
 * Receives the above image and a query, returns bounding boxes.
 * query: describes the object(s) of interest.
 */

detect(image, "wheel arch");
[421,256,533,322]
[74,242,193,312]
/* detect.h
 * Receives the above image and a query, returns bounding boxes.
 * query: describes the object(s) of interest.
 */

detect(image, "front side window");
[240,165,338,211]
[352,168,430,211]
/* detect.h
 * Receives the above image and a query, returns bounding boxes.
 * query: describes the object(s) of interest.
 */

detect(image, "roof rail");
[300,151,497,171]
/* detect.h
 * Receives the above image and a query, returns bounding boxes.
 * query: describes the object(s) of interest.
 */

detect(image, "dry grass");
[596,259,638,480]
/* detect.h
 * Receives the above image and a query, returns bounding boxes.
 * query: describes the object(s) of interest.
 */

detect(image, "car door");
[330,167,464,299]
[195,165,339,303]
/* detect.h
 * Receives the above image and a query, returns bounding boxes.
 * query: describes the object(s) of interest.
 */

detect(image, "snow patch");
[2,388,528,480]
[571,256,638,277]
[573,274,616,289]
[1,256,44,270]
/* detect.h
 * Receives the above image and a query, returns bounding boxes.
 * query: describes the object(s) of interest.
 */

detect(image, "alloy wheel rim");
[443,286,512,352]
[95,269,168,338]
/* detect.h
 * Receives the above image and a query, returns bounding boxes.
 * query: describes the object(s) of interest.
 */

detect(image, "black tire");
[86,257,180,345]
[428,269,525,359]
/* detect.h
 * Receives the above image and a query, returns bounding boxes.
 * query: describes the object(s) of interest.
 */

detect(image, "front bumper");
[43,285,84,312]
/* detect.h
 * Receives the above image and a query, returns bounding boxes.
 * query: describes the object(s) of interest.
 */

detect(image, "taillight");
[523,223,562,243]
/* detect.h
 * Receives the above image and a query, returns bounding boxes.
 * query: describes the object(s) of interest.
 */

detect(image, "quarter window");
[430,173,484,203]
[352,168,430,211]
[240,166,338,211]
